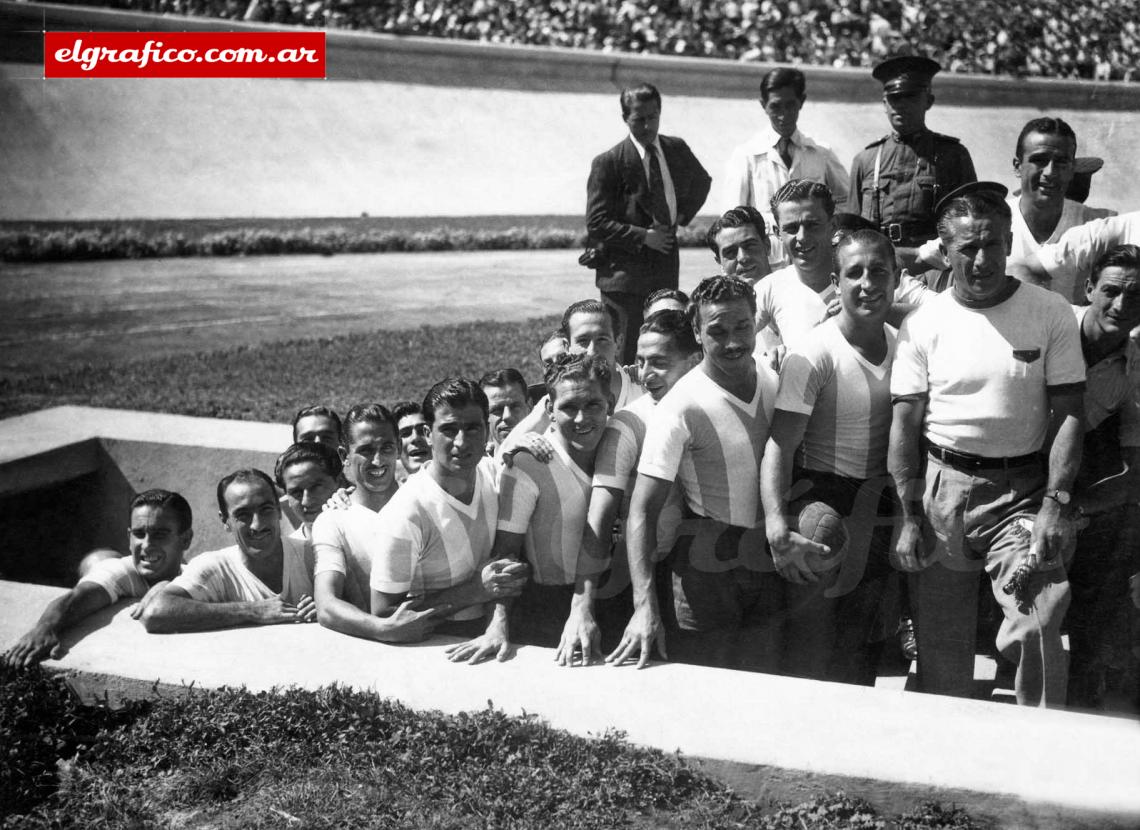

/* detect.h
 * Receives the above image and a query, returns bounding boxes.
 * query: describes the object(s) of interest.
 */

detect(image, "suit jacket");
[586,134,711,295]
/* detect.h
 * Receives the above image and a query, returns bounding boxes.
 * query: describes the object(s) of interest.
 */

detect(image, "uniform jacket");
[848,129,976,246]
[586,134,711,294]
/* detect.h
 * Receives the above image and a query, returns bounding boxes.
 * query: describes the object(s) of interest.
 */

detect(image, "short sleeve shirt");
[754,264,835,351]
[311,503,384,612]
[639,363,777,528]
[497,440,591,586]
[891,281,1086,457]
[77,556,151,604]
[592,392,683,554]
[171,535,313,605]
[369,463,497,621]
[776,318,897,479]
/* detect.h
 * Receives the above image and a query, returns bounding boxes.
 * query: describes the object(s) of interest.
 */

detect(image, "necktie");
[646,143,671,226]
[777,137,794,171]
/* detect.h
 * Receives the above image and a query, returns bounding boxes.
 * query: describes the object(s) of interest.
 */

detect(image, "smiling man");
[609,275,779,670]
[752,179,839,352]
[3,490,193,667]
[275,441,342,537]
[481,355,616,653]
[761,230,901,684]
[722,67,849,268]
[888,182,1085,707]
[1007,117,1116,300]
[141,470,316,632]
[559,310,700,666]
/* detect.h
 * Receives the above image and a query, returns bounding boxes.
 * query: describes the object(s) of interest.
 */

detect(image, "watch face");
[1051,490,1071,505]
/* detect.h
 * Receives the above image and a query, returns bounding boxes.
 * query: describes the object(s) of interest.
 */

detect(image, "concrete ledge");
[2,580,1137,828]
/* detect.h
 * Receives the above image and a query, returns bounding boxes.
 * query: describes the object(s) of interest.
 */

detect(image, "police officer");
[848,56,976,254]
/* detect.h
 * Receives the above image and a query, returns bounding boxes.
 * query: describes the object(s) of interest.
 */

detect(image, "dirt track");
[0,249,714,381]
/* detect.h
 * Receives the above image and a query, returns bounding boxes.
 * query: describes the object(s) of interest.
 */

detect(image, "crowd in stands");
[70,0,1140,82]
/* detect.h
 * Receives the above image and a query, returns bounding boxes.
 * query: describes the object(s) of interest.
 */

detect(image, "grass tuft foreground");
[1,665,989,829]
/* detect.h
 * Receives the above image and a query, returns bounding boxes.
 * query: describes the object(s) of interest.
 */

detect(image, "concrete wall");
[2,2,1139,219]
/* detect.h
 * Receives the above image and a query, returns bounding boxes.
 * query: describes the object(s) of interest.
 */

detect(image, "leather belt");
[928,445,1040,472]
[882,221,932,246]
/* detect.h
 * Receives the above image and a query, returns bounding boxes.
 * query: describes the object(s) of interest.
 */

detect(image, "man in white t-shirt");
[3,489,193,667]
[280,405,342,532]
[370,379,526,660]
[761,229,901,684]
[560,310,699,666]
[889,182,1086,707]
[313,403,480,644]
[142,469,316,632]
[608,275,779,671]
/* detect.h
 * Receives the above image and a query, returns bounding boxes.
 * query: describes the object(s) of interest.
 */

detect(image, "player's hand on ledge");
[555,603,602,667]
[605,604,665,669]
[445,619,513,665]
[1,626,61,669]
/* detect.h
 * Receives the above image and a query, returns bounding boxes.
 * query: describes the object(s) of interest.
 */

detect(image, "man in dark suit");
[586,83,712,364]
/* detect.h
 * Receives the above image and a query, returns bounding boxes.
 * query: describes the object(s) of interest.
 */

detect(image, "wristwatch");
[1045,489,1072,506]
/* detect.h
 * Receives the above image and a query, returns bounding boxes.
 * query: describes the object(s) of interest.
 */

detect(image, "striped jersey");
[776,318,896,479]
[592,392,682,554]
[497,438,591,586]
[170,534,312,605]
[639,363,778,528]
[754,264,836,351]
[311,503,383,612]
[369,463,497,621]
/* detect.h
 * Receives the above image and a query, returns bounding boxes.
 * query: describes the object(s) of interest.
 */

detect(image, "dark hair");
[479,368,529,396]
[216,468,279,520]
[291,405,342,444]
[770,179,836,221]
[422,377,489,425]
[543,353,612,400]
[1090,244,1140,285]
[130,489,192,534]
[1014,116,1077,160]
[620,82,661,119]
[643,288,690,313]
[935,192,1012,241]
[560,299,617,339]
[391,400,422,424]
[640,309,700,356]
[707,205,769,259]
[342,403,398,446]
[689,274,758,318]
[834,229,897,270]
[274,441,343,489]
[760,67,806,104]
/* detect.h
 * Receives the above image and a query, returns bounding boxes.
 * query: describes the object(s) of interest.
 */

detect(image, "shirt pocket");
[1007,347,1044,380]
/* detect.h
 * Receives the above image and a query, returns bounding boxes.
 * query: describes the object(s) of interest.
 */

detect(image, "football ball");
[794,500,849,572]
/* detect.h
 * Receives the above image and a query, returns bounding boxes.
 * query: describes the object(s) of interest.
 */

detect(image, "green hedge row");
[0,224,711,262]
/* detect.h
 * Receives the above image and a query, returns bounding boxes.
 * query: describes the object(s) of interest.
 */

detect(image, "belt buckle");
[886,223,903,243]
